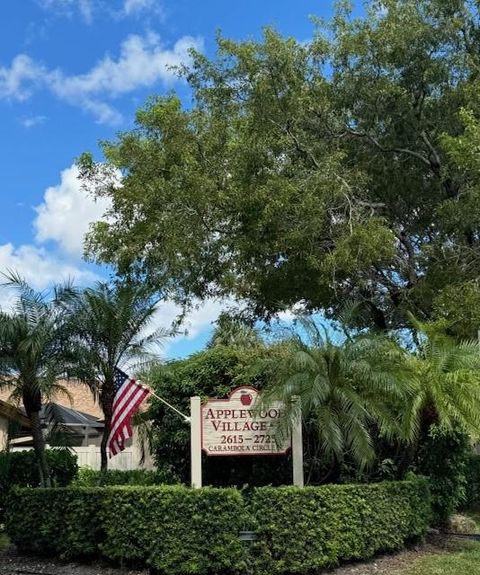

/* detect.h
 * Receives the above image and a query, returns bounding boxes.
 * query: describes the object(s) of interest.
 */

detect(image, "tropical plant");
[207,312,262,349]
[402,317,480,441]
[68,282,169,472]
[261,318,415,470]
[0,272,77,485]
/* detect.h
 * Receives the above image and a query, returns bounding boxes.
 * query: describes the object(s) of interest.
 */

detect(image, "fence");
[12,444,152,471]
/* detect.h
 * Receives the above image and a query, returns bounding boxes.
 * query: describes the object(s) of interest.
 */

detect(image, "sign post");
[291,396,304,487]
[190,386,303,488]
[190,396,202,488]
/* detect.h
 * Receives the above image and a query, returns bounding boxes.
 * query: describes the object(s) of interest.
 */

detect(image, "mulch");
[0,534,461,575]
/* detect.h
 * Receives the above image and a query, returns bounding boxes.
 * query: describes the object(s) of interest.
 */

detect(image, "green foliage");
[147,344,294,485]
[99,486,248,574]
[464,454,480,509]
[207,312,262,350]
[81,1,480,333]
[250,479,432,574]
[0,273,80,485]
[417,424,471,525]
[404,318,480,440]
[72,466,178,486]
[6,479,431,574]
[6,487,103,559]
[7,485,248,572]
[261,318,415,469]
[0,449,78,519]
[66,281,170,472]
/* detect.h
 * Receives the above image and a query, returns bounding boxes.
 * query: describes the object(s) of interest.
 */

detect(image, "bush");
[417,423,470,525]
[72,467,178,486]
[465,454,480,509]
[0,449,78,519]
[249,478,431,574]
[148,346,293,486]
[100,486,248,574]
[6,487,102,559]
[6,479,431,574]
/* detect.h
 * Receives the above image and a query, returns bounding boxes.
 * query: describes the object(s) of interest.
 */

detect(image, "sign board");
[201,386,290,456]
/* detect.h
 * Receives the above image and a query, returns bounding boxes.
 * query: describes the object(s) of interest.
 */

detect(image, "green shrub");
[100,486,248,574]
[6,487,102,559]
[250,478,431,574]
[417,423,470,525]
[465,454,480,509]
[7,485,249,573]
[6,479,431,575]
[0,449,78,519]
[72,466,178,486]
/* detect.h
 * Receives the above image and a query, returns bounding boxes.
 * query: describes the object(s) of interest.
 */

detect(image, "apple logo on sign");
[240,391,253,406]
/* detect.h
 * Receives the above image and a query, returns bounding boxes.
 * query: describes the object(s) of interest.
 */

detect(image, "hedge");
[0,449,78,520]
[250,479,432,574]
[6,486,248,573]
[465,453,480,508]
[72,467,178,486]
[6,478,431,575]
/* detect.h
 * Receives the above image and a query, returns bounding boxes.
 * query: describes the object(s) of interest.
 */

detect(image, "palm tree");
[207,312,262,349]
[68,282,169,472]
[402,316,480,441]
[0,273,77,486]
[262,318,415,470]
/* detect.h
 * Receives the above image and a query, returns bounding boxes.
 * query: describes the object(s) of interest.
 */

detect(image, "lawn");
[400,540,480,575]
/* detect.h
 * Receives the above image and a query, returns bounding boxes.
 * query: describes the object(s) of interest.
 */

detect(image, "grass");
[0,531,9,553]
[399,540,480,574]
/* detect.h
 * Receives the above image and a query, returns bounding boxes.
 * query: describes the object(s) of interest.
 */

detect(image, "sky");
[0,0,342,359]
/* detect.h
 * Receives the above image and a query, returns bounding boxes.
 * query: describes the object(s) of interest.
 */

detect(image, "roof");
[0,400,30,427]
[0,380,103,419]
[18,402,103,429]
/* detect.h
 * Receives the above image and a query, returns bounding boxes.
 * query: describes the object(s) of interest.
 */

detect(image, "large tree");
[80,0,480,333]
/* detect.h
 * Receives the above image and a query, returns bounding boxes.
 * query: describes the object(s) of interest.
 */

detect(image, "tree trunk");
[100,381,114,477]
[100,410,112,476]
[29,410,51,487]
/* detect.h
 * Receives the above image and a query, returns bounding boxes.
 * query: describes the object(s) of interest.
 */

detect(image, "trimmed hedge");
[6,487,102,559]
[0,449,78,520]
[72,467,178,486]
[465,453,480,508]
[6,486,248,573]
[6,479,431,575]
[250,479,432,574]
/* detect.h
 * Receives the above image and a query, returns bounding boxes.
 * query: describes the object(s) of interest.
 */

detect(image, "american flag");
[107,368,150,457]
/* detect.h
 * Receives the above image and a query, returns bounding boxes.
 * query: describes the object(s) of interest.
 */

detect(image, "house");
[0,400,30,450]
[0,381,154,470]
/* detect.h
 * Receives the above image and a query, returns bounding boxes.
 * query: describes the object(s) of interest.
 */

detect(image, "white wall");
[12,442,155,471]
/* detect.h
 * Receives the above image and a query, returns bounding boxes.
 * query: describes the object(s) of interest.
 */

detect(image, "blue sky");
[0,0,342,358]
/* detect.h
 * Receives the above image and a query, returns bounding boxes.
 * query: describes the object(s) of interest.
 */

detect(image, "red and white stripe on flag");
[107,368,150,458]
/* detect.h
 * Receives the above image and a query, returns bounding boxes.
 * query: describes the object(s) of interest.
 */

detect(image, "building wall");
[0,415,8,450]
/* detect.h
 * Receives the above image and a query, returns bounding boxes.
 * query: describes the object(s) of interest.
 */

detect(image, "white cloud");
[0,243,97,288]
[152,298,230,357]
[20,115,47,128]
[50,33,201,99]
[0,55,45,100]
[0,33,202,124]
[34,164,111,257]
[38,0,94,24]
[123,0,158,15]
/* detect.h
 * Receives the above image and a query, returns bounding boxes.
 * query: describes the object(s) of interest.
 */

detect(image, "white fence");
[12,444,151,471]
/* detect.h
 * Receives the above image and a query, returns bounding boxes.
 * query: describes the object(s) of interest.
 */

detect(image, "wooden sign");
[201,386,290,456]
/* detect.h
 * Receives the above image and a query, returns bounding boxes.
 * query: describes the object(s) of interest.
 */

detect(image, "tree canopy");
[80,0,480,334]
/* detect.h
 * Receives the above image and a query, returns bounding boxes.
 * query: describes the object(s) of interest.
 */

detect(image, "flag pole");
[139,382,191,423]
